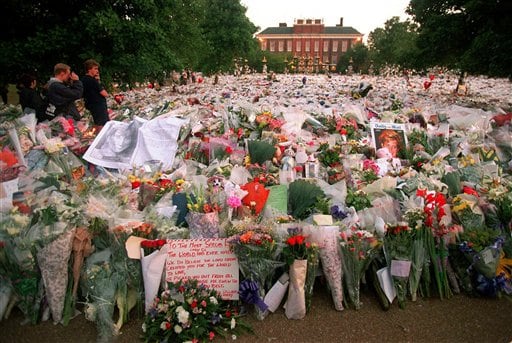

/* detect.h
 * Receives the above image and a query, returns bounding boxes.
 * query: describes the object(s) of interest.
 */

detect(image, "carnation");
[176,307,190,324]
[174,325,183,334]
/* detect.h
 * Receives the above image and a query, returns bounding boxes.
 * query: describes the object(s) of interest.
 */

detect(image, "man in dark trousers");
[46,63,83,120]
[82,59,109,126]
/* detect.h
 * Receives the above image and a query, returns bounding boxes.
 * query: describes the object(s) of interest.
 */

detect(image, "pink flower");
[227,196,242,208]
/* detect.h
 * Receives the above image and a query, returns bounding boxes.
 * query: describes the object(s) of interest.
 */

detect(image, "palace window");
[296,41,301,52]
[305,41,310,52]
[332,40,338,52]
[341,40,348,52]
[278,40,284,52]
[287,40,292,52]
[270,40,276,52]
[314,40,319,52]
[323,41,329,52]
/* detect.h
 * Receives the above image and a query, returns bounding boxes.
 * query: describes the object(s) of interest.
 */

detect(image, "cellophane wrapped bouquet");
[226,220,283,320]
[339,226,381,310]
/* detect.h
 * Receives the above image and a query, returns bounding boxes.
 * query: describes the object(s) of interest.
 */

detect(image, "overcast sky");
[241,0,411,39]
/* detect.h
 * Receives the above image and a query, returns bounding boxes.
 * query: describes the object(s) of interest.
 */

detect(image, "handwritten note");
[166,239,239,300]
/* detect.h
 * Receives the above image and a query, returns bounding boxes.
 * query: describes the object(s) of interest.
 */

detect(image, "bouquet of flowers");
[384,223,414,309]
[185,185,221,238]
[282,234,319,319]
[227,222,283,320]
[416,189,453,300]
[339,227,381,310]
[82,254,119,343]
[0,146,22,182]
[141,239,169,312]
[403,207,428,301]
[345,189,372,211]
[1,205,45,321]
[142,279,252,342]
[451,194,485,230]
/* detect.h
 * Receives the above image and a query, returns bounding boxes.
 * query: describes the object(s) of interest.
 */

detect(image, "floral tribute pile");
[0,72,511,341]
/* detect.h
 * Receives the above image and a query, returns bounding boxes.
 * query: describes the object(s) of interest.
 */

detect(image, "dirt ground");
[1,284,511,343]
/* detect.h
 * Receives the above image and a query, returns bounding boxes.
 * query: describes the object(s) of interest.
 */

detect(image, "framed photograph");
[370,122,408,159]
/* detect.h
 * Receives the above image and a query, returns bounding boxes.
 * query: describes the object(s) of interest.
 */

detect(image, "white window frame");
[341,40,348,52]
[332,41,338,52]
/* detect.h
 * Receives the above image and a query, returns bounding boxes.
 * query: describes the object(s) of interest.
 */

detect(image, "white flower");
[174,325,182,334]
[209,296,218,305]
[11,214,29,226]
[176,306,189,324]
[230,318,236,329]
[6,226,21,236]
[160,321,170,330]
[231,334,237,340]
[142,323,147,333]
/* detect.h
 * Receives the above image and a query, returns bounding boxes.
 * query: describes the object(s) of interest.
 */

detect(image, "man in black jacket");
[46,63,83,120]
[82,59,109,126]
[18,73,47,122]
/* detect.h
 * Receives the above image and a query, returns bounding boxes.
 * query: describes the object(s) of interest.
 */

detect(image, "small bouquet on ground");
[282,234,319,319]
[185,184,221,238]
[339,227,381,310]
[403,208,428,301]
[0,146,23,183]
[384,223,414,309]
[458,237,512,297]
[140,239,169,312]
[142,279,252,342]
[416,189,453,300]
[451,194,485,230]
[227,222,283,320]
[82,254,119,343]
[306,225,344,311]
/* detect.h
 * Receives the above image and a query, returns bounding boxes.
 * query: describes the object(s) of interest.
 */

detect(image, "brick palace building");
[256,18,363,72]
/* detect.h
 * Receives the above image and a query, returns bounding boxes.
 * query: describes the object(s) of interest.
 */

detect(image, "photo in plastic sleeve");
[370,122,408,159]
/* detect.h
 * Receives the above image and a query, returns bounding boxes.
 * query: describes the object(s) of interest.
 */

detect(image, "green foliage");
[367,17,421,71]
[337,43,370,74]
[406,0,512,77]
[288,180,325,220]
[345,189,372,211]
[0,0,258,84]
[200,0,258,74]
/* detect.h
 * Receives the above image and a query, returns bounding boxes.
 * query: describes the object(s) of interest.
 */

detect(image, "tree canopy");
[406,0,512,77]
[0,0,259,84]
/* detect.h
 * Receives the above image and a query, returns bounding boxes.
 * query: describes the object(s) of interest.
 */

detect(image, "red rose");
[159,179,173,188]
[131,181,141,189]
[225,146,233,154]
[225,310,231,318]
[295,235,305,245]
[286,236,297,246]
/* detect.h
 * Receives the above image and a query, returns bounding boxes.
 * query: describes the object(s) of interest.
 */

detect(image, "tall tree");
[407,0,512,77]
[367,17,420,71]
[200,0,258,73]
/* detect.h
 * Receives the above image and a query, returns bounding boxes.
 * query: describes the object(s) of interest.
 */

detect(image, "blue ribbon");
[239,279,268,312]
[473,273,512,297]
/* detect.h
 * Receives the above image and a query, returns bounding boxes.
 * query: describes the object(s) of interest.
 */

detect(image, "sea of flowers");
[0,71,511,342]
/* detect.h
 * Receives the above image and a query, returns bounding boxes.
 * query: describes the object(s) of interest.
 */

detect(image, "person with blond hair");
[45,63,83,120]
[82,59,109,126]
[377,129,403,158]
